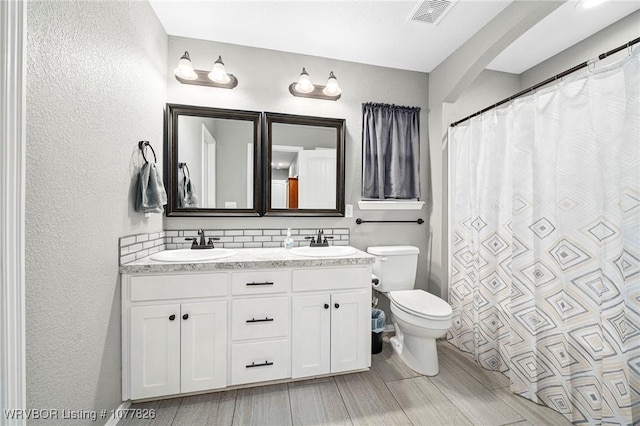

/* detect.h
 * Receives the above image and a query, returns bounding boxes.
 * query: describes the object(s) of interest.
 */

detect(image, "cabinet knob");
[324,304,329,309]
[334,303,340,309]
[182,313,189,320]
[169,314,176,321]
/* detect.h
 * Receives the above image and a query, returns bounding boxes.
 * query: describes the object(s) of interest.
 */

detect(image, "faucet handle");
[207,237,220,247]
[185,237,198,248]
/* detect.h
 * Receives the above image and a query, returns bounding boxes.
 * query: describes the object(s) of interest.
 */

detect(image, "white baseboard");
[103,401,131,426]
[383,324,395,333]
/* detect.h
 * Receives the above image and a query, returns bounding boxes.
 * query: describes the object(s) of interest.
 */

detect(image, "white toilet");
[367,245,452,376]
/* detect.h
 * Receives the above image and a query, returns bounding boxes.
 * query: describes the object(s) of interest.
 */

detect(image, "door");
[291,294,331,378]
[297,149,336,209]
[180,301,227,393]
[330,291,369,373]
[130,304,181,399]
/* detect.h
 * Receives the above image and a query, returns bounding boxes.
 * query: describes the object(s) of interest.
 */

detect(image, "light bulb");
[173,51,197,80]
[322,71,341,96]
[294,68,314,94]
[208,56,231,84]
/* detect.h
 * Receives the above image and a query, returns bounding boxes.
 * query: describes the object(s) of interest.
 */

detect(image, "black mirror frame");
[164,103,263,217]
[263,112,346,217]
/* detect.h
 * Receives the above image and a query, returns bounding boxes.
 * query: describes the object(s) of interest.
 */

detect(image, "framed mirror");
[165,104,262,216]
[264,112,345,216]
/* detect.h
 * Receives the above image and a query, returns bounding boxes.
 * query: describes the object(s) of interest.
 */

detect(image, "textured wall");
[165,36,433,292]
[26,1,166,421]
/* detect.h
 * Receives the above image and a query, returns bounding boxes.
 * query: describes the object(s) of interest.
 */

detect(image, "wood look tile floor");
[121,340,571,426]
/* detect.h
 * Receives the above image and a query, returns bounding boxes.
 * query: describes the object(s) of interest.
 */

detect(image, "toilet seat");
[389,290,452,320]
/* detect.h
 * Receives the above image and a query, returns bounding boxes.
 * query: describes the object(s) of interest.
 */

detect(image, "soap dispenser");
[283,228,294,249]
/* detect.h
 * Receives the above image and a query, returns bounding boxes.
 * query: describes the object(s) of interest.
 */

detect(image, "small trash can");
[371,308,386,354]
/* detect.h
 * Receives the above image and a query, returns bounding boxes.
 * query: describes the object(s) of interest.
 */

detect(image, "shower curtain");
[449,48,639,424]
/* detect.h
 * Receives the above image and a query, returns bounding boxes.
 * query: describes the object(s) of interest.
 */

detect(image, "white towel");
[135,162,167,214]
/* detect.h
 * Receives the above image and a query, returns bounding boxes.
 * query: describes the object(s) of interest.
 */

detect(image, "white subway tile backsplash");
[263,242,282,248]
[233,236,254,243]
[121,236,136,246]
[121,253,137,264]
[119,228,349,265]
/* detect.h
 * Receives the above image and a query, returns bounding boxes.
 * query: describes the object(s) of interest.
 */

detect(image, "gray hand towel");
[135,162,168,214]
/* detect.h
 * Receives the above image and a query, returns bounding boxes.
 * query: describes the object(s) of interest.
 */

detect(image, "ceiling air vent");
[409,0,456,25]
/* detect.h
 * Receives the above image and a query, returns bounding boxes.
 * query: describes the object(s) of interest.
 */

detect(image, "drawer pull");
[246,361,274,369]
[246,317,274,323]
[246,281,274,286]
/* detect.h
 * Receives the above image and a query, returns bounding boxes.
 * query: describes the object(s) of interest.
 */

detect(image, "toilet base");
[389,325,441,376]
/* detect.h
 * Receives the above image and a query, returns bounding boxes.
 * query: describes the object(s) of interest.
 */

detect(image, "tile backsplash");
[119,228,350,265]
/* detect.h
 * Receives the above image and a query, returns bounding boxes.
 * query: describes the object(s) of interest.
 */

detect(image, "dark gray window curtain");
[362,103,421,199]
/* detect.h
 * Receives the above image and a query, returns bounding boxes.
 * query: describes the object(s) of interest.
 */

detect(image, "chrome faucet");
[185,229,219,249]
[305,229,334,247]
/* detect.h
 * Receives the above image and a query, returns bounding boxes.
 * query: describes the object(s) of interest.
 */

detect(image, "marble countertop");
[120,247,376,274]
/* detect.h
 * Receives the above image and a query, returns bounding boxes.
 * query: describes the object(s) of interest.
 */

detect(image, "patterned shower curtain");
[449,48,639,424]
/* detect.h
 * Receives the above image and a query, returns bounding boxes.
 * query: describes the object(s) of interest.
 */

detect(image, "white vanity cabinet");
[121,252,373,402]
[123,273,228,400]
[291,267,371,378]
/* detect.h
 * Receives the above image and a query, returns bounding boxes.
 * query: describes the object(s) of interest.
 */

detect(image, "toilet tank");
[367,246,420,292]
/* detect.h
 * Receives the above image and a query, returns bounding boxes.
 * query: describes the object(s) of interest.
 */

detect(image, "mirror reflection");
[166,104,261,217]
[266,113,345,216]
[177,115,254,209]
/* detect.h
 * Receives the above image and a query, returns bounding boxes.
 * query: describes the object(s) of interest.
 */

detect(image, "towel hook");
[138,141,157,163]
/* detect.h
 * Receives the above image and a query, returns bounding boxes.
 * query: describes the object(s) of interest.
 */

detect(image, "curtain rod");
[450,36,640,128]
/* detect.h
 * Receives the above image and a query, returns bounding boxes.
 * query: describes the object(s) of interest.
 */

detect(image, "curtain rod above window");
[450,36,640,128]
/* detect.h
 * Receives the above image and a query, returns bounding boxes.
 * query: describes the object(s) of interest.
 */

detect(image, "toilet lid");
[389,290,452,319]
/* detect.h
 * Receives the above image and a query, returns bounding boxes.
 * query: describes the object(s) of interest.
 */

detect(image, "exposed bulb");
[294,68,314,94]
[173,51,197,80]
[208,56,231,84]
[322,71,341,96]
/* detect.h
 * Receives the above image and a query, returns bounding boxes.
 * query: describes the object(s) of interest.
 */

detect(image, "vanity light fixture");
[173,51,238,89]
[289,68,341,101]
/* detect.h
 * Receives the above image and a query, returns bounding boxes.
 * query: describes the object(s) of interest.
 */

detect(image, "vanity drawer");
[292,267,369,292]
[231,270,291,295]
[130,273,228,301]
[232,297,289,341]
[231,339,291,385]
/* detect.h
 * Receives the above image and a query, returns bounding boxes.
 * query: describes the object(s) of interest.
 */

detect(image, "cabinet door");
[130,304,180,399]
[330,291,370,373]
[291,294,331,378]
[180,301,227,393]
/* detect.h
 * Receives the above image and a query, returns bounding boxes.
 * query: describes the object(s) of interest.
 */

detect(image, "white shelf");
[358,200,425,211]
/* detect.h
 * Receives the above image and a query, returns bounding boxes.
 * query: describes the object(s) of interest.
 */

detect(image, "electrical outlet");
[345,204,353,217]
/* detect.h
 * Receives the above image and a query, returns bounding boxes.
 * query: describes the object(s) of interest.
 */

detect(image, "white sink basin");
[150,248,237,262]
[290,246,357,258]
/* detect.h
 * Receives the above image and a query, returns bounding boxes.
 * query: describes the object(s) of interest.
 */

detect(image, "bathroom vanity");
[119,247,374,401]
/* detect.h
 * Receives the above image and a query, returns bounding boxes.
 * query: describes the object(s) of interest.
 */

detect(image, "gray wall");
[166,36,433,292]
[214,118,253,208]
[26,0,166,421]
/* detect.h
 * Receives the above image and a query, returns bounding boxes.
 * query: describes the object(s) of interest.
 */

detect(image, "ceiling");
[150,0,639,74]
